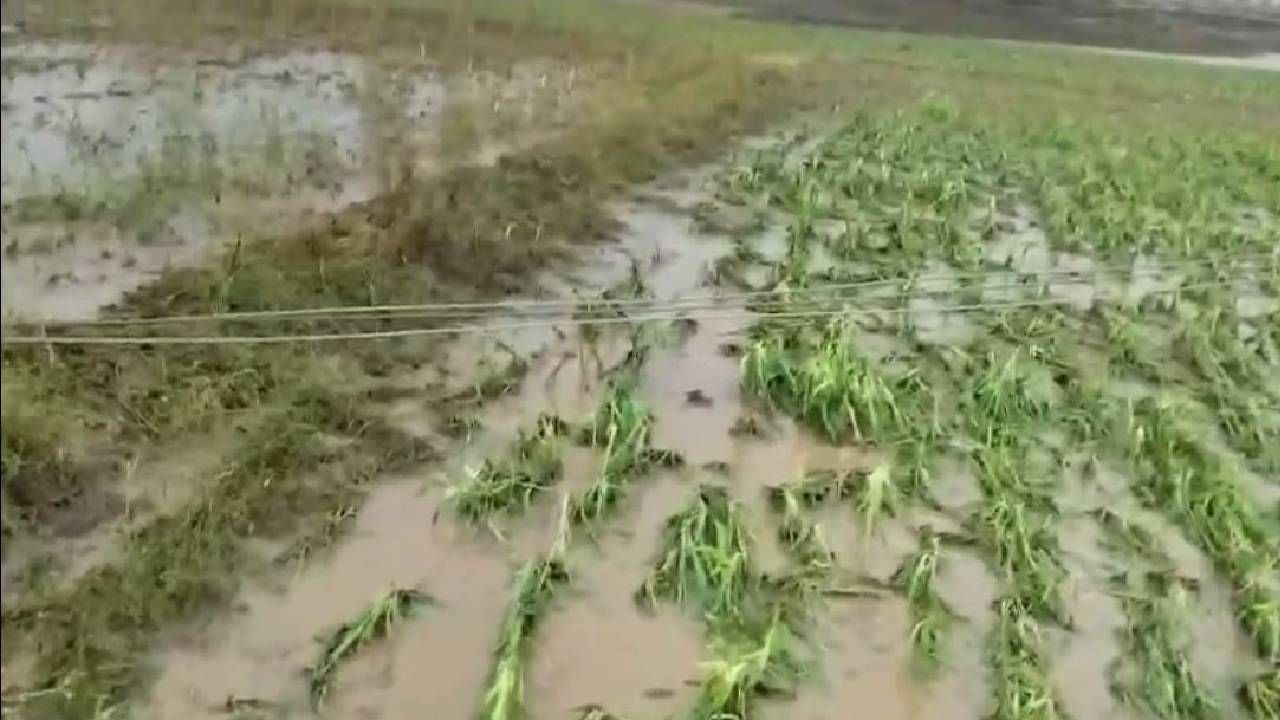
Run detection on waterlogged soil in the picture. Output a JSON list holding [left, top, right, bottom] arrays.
[[0, 36, 594, 321], [133, 165, 1035, 718]]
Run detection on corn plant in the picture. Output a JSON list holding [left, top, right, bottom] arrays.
[[638, 486, 754, 620], [990, 598, 1065, 720], [892, 528, 953, 672], [853, 463, 898, 536], [483, 554, 570, 720], [450, 414, 566, 523], [965, 349, 1057, 448], [1126, 398, 1280, 661], [572, 382, 681, 525], [742, 320, 908, 443], [1240, 669, 1279, 720], [972, 447, 1065, 623], [307, 588, 432, 709], [692, 609, 807, 720], [1108, 567, 1218, 720]]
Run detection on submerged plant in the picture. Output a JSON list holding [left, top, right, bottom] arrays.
[[892, 528, 953, 672], [639, 485, 754, 619], [1115, 574, 1217, 720], [572, 381, 681, 525], [742, 320, 909, 443], [767, 478, 840, 571], [1126, 397, 1280, 660], [468, 342, 530, 401], [308, 587, 432, 709], [990, 598, 1065, 720], [693, 609, 807, 720], [450, 414, 567, 524]]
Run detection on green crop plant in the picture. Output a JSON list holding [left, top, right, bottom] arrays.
[[1241, 669, 1279, 720], [972, 447, 1064, 623], [1126, 397, 1280, 661], [483, 551, 571, 720], [1116, 575, 1218, 720], [307, 588, 432, 709], [639, 486, 754, 620], [990, 598, 1066, 720], [741, 320, 908, 443], [854, 464, 898, 536], [692, 608, 808, 720], [965, 349, 1058, 448], [1097, 509, 1219, 720], [892, 528, 954, 672], [975, 495, 1064, 624], [450, 414, 567, 524], [572, 381, 681, 525]]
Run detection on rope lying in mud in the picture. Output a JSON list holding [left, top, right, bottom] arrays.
[[0, 281, 1245, 346], [4, 252, 1272, 331]]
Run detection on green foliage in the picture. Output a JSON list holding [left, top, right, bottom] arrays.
[[990, 598, 1066, 720], [450, 414, 567, 523], [308, 588, 432, 709], [639, 486, 754, 619], [742, 320, 911, 443], [892, 528, 953, 673], [1126, 398, 1280, 661], [483, 556, 571, 720]]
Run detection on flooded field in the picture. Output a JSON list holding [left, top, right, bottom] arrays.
[[2, 2, 1279, 720], [1, 37, 591, 321]]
